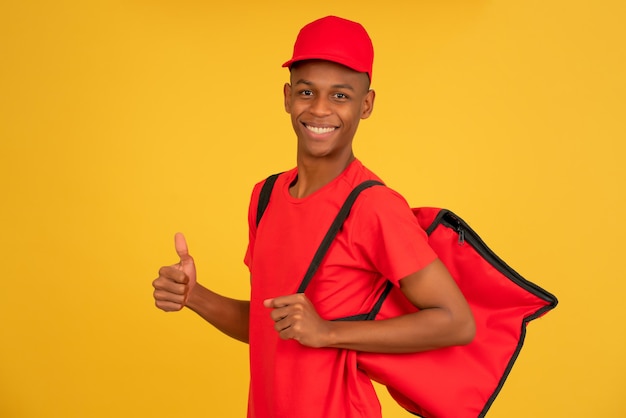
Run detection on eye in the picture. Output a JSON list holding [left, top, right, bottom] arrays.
[[333, 92, 349, 100], [299, 89, 313, 96]]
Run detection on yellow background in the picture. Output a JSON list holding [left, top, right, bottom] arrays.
[[1, 0, 624, 417]]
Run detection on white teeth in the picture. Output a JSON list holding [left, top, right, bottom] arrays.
[[306, 125, 335, 134]]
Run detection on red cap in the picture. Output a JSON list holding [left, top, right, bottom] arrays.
[[282, 16, 374, 81]]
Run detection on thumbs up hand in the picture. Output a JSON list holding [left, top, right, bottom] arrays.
[[153, 233, 197, 312]]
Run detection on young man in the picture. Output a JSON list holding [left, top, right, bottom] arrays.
[[153, 16, 475, 418]]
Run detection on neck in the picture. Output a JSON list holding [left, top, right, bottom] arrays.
[[290, 152, 356, 199]]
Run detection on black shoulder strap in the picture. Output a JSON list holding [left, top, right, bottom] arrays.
[[254, 174, 384, 295], [256, 173, 281, 226], [296, 180, 383, 293]]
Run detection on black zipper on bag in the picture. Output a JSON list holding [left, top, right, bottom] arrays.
[[429, 209, 558, 312]]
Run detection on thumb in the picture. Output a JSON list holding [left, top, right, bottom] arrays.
[[174, 232, 194, 266]]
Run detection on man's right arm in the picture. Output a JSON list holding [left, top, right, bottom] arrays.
[[152, 233, 250, 344], [185, 284, 250, 343]]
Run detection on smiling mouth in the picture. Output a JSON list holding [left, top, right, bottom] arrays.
[[304, 124, 337, 134]]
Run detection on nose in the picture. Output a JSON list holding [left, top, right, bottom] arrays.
[[309, 96, 332, 117]]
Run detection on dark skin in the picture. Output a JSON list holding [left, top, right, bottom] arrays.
[[283, 60, 374, 198], [152, 60, 475, 352]]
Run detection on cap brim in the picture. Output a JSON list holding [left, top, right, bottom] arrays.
[[282, 55, 371, 80]]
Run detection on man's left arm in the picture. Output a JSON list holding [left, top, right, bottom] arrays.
[[264, 257, 475, 352]]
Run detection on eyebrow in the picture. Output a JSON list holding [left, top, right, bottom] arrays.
[[294, 79, 356, 91]]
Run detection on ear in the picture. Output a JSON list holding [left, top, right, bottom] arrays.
[[360, 89, 375, 119], [284, 83, 292, 113]]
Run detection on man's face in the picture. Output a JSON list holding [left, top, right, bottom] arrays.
[[284, 60, 375, 162]]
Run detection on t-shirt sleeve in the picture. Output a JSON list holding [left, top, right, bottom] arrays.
[[350, 187, 437, 285]]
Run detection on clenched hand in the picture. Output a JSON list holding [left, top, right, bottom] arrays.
[[264, 293, 333, 348], [152, 233, 197, 311]]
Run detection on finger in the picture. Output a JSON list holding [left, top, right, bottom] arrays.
[[153, 284, 186, 311], [269, 306, 290, 322], [265, 298, 288, 309], [154, 299, 185, 312], [157, 265, 189, 284], [174, 232, 193, 266], [278, 325, 297, 340], [153, 287, 186, 303], [275, 318, 292, 333], [153, 275, 187, 293], [264, 294, 299, 309]]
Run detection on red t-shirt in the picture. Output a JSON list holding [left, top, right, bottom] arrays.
[[244, 160, 437, 418]]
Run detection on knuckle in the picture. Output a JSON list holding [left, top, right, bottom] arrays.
[[152, 277, 167, 289]]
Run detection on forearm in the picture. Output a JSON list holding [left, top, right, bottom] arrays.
[[324, 308, 475, 353], [321, 259, 476, 353], [185, 283, 250, 344]]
